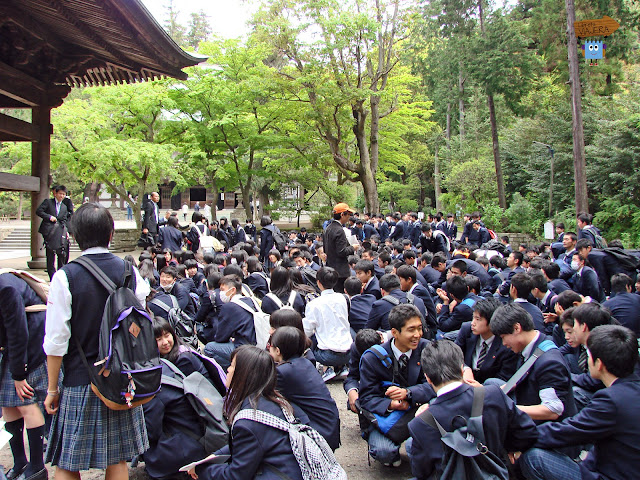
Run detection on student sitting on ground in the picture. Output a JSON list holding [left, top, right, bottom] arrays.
[[344, 276, 376, 334], [261, 266, 305, 317], [521, 325, 640, 480], [407, 340, 537, 480], [269, 326, 341, 451], [244, 257, 270, 300], [355, 260, 382, 299], [268, 309, 315, 364]]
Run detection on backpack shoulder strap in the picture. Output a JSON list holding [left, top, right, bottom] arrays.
[[266, 293, 284, 308], [405, 293, 415, 304], [160, 358, 186, 378], [502, 340, 556, 395], [161, 375, 184, 390], [73, 256, 117, 294], [231, 296, 257, 313], [150, 298, 171, 313], [417, 409, 447, 436], [470, 386, 486, 418], [286, 290, 297, 306], [233, 408, 291, 433], [367, 344, 393, 369], [382, 294, 399, 306], [170, 294, 179, 310]]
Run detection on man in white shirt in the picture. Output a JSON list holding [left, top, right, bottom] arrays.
[[303, 267, 353, 381]]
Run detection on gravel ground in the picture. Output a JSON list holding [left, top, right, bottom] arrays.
[[0, 381, 413, 480]]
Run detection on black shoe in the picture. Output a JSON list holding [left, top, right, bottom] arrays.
[[6, 465, 27, 480], [16, 467, 47, 480]]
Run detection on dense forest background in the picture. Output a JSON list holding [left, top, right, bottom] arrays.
[[1, 0, 639, 244]]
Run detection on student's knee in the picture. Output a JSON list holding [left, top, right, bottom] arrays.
[[520, 448, 548, 480], [16, 403, 45, 427], [367, 428, 400, 464]]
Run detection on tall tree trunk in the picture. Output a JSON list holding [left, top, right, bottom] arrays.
[[565, 0, 588, 214], [210, 176, 218, 222], [434, 144, 442, 212], [446, 103, 451, 144], [17, 192, 22, 220], [487, 94, 506, 208], [458, 66, 465, 141]]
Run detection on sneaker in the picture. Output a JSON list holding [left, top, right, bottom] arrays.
[[383, 458, 402, 468], [336, 366, 349, 380], [322, 367, 336, 382]]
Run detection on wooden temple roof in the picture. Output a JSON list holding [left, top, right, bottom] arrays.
[[0, 0, 204, 109]]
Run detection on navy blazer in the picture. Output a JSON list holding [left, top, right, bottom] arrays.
[[437, 294, 475, 333], [214, 297, 257, 346], [409, 222, 422, 247], [343, 342, 363, 394], [514, 300, 545, 332], [359, 339, 435, 416], [535, 375, 640, 480], [363, 276, 382, 299], [259, 226, 275, 263], [408, 384, 538, 480], [261, 291, 305, 317], [571, 266, 604, 302], [420, 266, 442, 285], [457, 259, 493, 289], [409, 284, 437, 339], [0, 273, 46, 380], [244, 272, 270, 300], [36, 197, 70, 238], [159, 225, 184, 252], [348, 294, 376, 332], [276, 356, 341, 450], [143, 362, 207, 479], [549, 278, 572, 294], [513, 334, 577, 424], [603, 292, 640, 337], [497, 266, 526, 296], [441, 222, 457, 241], [365, 289, 427, 332], [377, 221, 390, 241], [197, 397, 308, 480], [455, 322, 518, 384], [389, 220, 405, 241]]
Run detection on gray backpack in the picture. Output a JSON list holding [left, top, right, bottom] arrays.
[[417, 386, 508, 480], [234, 406, 346, 480]]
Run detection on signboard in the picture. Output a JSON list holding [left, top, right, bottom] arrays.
[[574, 16, 619, 38]]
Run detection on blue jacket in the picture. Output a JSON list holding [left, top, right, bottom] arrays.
[[389, 221, 405, 241], [571, 266, 604, 302], [244, 272, 270, 300], [408, 384, 538, 480], [437, 294, 476, 333], [197, 397, 308, 480], [455, 322, 518, 384], [348, 294, 376, 332], [261, 291, 306, 317], [363, 275, 382, 299], [549, 278, 572, 295], [514, 299, 546, 332], [214, 297, 256, 346], [365, 289, 427, 332], [603, 292, 640, 337], [420, 266, 441, 285], [359, 339, 435, 416], [513, 334, 577, 424], [276, 356, 340, 450], [535, 375, 640, 480], [159, 225, 184, 252]]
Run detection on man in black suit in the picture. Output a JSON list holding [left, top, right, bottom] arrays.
[[142, 192, 167, 243], [323, 202, 359, 293], [603, 274, 640, 337], [441, 213, 457, 241], [35, 185, 71, 280], [456, 297, 518, 384]]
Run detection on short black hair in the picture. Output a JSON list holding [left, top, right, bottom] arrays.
[[610, 273, 633, 294], [510, 273, 533, 299], [160, 265, 178, 279], [402, 250, 416, 260], [445, 276, 468, 302], [588, 325, 638, 378], [431, 254, 447, 268], [354, 260, 375, 275], [270, 326, 306, 360], [450, 259, 468, 274], [576, 238, 593, 250], [510, 251, 524, 266], [464, 274, 481, 294], [396, 264, 417, 283], [54, 185, 67, 193], [573, 303, 612, 331], [317, 267, 338, 290], [355, 328, 382, 355], [344, 276, 363, 296], [473, 297, 502, 323], [379, 273, 401, 292], [541, 261, 560, 280], [490, 303, 534, 335], [388, 304, 422, 332], [220, 274, 241, 292], [378, 252, 391, 265], [420, 340, 464, 386], [69, 203, 114, 250], [577, 212, 592, 225], [529, 272, 548, 293], [559, 307, 576, 327], [555, 290, 583, 310]]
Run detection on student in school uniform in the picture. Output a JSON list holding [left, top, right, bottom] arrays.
[[521, 325, 640, 480], [194, 346, 311, 480], [355, 260, 382, 299], [343, 329, 383, 423], [244, 257, 270, 300], [365, 274, 427, 332], [269, 327, 341, 450], [407, 340, 538, 480], [509, 273, 546, 332], [396, 265, 437, 339], [344, 277, 376, 334], [261, 266, 305, 317], [43, 203, 151, 480], [0, 272, 48, 480], [436, 275, 476, 340], [456, 297, 519, 384]]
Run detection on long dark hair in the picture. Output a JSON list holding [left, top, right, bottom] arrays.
[[153, 317, 183, 364], [270, 266, 293, 297], [224, 345, 292, 423], [271, 326, 306, 361], [288, 268, 316, 295]]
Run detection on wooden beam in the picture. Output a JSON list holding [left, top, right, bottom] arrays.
[[0, 60, 45, 107], [0, 172, 40, 192], [0, 112, 41, 141]]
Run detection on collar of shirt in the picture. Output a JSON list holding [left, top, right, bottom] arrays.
[[436, 381, 464, 397], [477, 335, 495, 349], [320, 289, 335, 297], [80, 247, 110, 256], [521, 331, 542, 361], [390, 339, 409, 361], [541, 290, 553, 305], [409, 283, 418, 294], [514, 298, 528, 303], [364, 277, 374, 290]]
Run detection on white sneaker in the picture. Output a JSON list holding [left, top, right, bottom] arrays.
[[336, 366, 349, 380], [383, 458, 402, 467], [322, 367, 336, 382]]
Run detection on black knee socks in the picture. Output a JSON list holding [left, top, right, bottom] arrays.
[[24, 425, 45, 474], [5, 418, 27, 470]]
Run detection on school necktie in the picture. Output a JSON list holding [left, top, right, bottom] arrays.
[[578, 346, 588, 373], [398, 354, 408, 378], [476, 341, 488, 369], [55, 202, 60, 216]]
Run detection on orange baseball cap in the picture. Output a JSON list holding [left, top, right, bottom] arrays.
[[333, 202, 355, 214]]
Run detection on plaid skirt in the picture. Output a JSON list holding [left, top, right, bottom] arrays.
[[0, 361, 47, 408], [45, 384, 149, 471]]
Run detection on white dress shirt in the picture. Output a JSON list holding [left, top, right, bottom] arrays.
[[521, 331, 564, 416], [44, 247, 151, 357], [303, 289, 352, 352], [472, 335, 495, 370]]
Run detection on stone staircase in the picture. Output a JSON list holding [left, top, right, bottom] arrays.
[[0, 227, 82, 252]]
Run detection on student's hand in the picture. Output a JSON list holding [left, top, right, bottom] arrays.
[[436, 303, 443, 314], [508, 452, 521, 464], [462, 368, 475, 383], [385, 385, 408, 401], [389, 399, 409, 411], [448, 300, 457, 312], [44, 392, 60, 414], [165, 211, 171, 219], [142, 228, 148, 234], [465, 379, 483, 388], [14, 379, 34, 400], [188, 468, 198, 479], [416, 403, 430, 416], [50, 216, 57, 223], [436, 288, 448, 301], [543, 312, 557, 324], [348, 390, 359, 413]]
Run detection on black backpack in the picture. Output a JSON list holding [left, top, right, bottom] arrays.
[[417, 387, 508, 480], [160, 358, 229, 454], [150, 296, 199, 349], [72, 256, 162, 410], [266, 225, 287, 252]]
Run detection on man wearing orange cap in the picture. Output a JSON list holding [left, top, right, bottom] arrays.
[[323, 203, 360, 293]]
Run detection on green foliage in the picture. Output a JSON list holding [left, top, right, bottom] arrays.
[[481, 203, 506, 231], [441, 157, 497, 212], [504, 193, 543, 236]]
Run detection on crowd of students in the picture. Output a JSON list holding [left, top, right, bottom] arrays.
[[1, 203, 640, 480]]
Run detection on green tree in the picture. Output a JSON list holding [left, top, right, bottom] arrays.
[[187, 10, 212, 50], [163, 0, 186, 46]]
